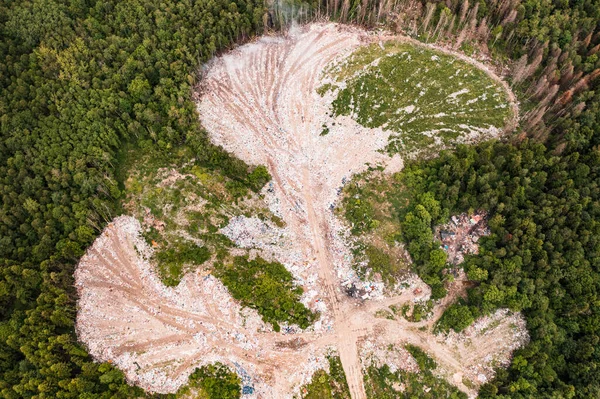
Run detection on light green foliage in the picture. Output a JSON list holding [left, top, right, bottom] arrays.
[[299, 356, 351, 399], [339, 172, 412, 288], [155, 239, 211, 286], [325, 42, 511, 154], [215, 256, 317, 331]]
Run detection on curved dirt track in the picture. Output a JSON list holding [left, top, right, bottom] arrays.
[[76, 23, 525, 399]]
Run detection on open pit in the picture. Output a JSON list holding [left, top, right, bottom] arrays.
[[76, 23, 525, 399]]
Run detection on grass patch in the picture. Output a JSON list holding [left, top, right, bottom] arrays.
[[215, 256, 318, 331], [396, 300, 434, 322], [364, 363, 466, 399], [339, 172, 412, 288], [324, 42, 511, 155], [364, 245, 403, 285]]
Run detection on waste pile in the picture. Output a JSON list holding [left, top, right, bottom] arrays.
[[436, 211, 490, 265]]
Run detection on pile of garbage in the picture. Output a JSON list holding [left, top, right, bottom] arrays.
[[436, 211, 490, 265]]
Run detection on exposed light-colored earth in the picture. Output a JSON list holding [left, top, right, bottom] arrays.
[[76, 23, 525, 399]]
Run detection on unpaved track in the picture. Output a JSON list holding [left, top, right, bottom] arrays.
[[76, 23, 525, 399]]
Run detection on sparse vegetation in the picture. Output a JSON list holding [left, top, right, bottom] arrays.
[[364, 363, 466, 399], [340, 172, 412, 287]]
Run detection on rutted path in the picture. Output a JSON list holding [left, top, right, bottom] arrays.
[[75, 23, 526, 399]]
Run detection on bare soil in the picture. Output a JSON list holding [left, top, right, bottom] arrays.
[[76, 23, 525, 399]]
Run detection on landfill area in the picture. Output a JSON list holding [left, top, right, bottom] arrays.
[[76, 23, 526, 399], [436, 211, 491, 265]]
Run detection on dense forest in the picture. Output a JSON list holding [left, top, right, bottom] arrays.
[[1, 0, 600, 398], [397, 139, 600, 397], [0, 0, 265, 397]]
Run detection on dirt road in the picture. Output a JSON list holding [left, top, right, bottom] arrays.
[[75, 23, 526, 399]]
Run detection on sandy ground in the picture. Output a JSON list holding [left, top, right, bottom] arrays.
[[76, 23, 525, 399]]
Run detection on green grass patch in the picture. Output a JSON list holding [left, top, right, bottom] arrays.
[[364, 245, 403, 285], [324, 42, 511, 155], [339, 172, 412, 287], [215, 256, 317, 331]]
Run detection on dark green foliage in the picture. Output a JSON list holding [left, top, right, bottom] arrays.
[[364, 245, 401, 285], [215, 256, 317, 331], [300, 356, 351, 399], [398, 139, 600, 397], [435, 301, 477, 333], [177, 363, 241, 399], [246, 165, 271, 192], [364, 363, 466, 399], [156, 241, 211, 287], [405, 344, 437, 371], [399, 195, 448, 300]]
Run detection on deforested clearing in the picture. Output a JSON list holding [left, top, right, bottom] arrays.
[[76, 23, 525, 399]]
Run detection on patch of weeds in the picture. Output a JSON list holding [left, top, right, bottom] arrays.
[[320, 124, 330, 136], [398, 300, 434, 322], [462, 377, 476, 390], [299, 356, 351, 399], [270, 214, 286, 228], [364, 245, 403, 285], [215, 256, 318, 331], [460, 40, 476, 56], [405, 344, 437, 372], [340, 172, 412, 289], [316, 83, 334, 96], [375, 309, 396, 320], [176, 363, 240, 399], [364, 363, 466, 399]]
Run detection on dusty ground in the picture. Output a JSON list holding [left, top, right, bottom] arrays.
[[76, 23, 525, 399]]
